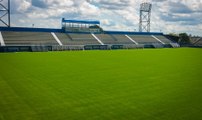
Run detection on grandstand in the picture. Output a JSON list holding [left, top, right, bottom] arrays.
[[0, 18, 179, 52], [96, 34, 117, 45], [154, 35, 173, 44], [195, 40, 202, 45], [2, 31, 58, 46], [95, 34, 135, 45], [112, 34, 135, 44], [55, 33, 100, 45], [190, 37, 202, 46], [0, 32, 176, 46], [128, 35, 160, 44], [0, 31, 178, 52]]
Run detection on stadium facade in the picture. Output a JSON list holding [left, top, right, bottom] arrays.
[[0, 18, 180, 52]]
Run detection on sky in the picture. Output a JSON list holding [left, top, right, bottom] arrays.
[[1, 0, 202, 36]]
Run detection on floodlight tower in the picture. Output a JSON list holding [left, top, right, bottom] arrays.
[[0, 0, 10, 27], [139, 2, 152, 32]]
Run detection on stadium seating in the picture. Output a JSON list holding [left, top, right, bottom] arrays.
[[190, 37, 202, 46], [1, 31, 175, 46], [128, 35, 161, 44], [111, 34, 135, 44], [95, 34, 117, 44], [54, 33, 70, 45], [194, 40, 202, 46], [95, 34, 133, 45], [0, 30, 179, 52], [154, 35, 173, 44], [190, 37, 200, 44], [2, 31, 58, 46], [55, 33, 100, 45]]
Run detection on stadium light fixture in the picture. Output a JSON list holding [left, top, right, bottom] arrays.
[[139, 2, 152, 32]]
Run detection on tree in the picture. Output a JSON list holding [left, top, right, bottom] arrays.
[[179, 33, 191, 45], [167, 33, 179, 43]]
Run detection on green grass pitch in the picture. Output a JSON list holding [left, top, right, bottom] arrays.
[[0, 48, 202, 120]]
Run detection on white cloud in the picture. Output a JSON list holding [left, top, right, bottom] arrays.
[[101, 19, 111, 26], [6, 0, 202, 36]]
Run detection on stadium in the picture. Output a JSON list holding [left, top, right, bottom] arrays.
[[0, 22, 180, 52], [0, 1, 202, 120], [0, 2, 181, 52]]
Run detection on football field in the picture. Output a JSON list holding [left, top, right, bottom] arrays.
[[0, 48, 202, 120]]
